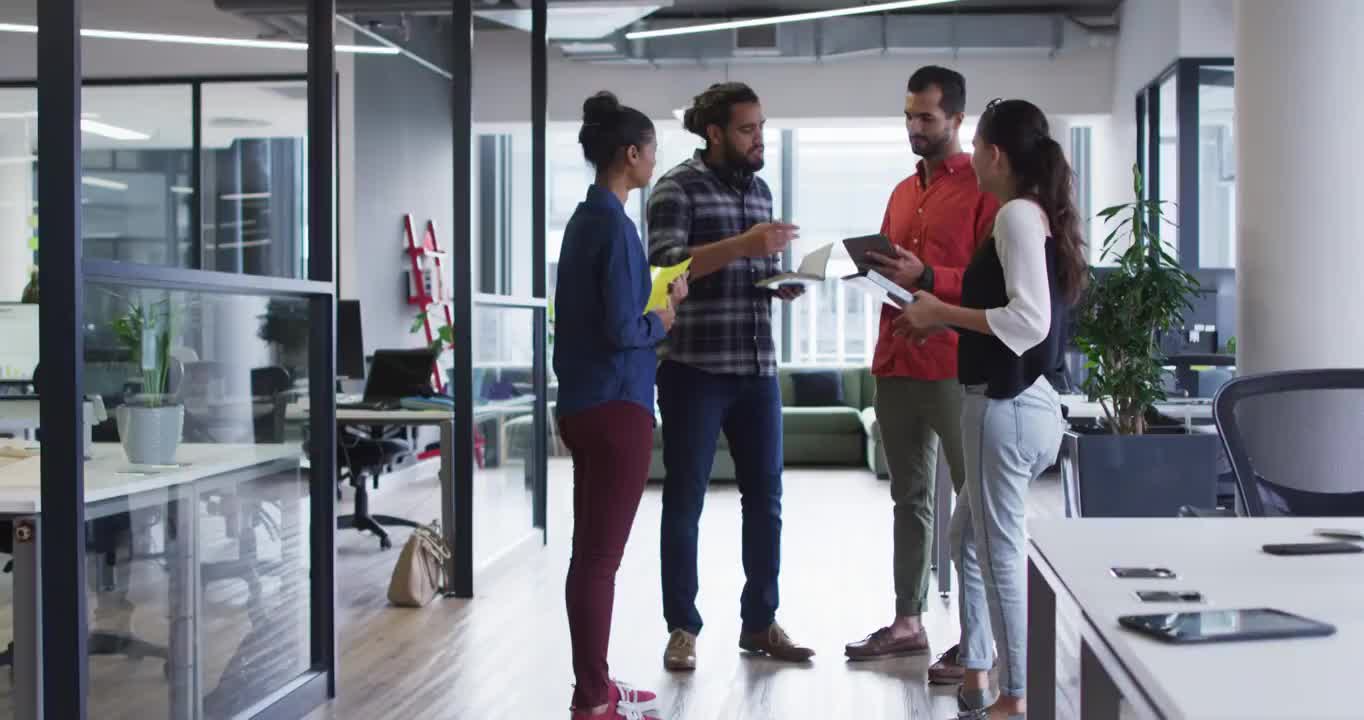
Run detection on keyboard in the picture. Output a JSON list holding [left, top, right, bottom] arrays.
[[337, 399, 401, 411]]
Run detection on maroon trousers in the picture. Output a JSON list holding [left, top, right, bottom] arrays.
[[559, 401, 654, 710]]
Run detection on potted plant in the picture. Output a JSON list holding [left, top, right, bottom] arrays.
[[257, 298, 308, 380], [1064, 165, 1222, 517], [111, 294, 184, 465]]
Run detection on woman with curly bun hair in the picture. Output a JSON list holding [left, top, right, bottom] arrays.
[[554, 91, 686, 720]]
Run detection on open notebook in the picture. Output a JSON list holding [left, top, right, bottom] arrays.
[[754, 242, 834, 288]]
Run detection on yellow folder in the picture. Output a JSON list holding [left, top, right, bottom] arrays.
[[645, 259, 691, 314]]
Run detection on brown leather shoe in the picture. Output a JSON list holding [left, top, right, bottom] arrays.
[[844, 626, 930, 661], [738, 623, 815, 663], [928, 644, 965, 685], [664, 629, 697, 672]]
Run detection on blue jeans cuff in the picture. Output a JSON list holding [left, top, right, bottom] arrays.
[[959, 655, 993, 672]]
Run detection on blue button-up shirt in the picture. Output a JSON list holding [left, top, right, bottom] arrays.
[[553, 184, 666, 419]]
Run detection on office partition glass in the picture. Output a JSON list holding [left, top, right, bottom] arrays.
[[788, 124, 922, 366], [1158, 75, 1180, 259], [24, 2, 338, 716], [80, 85, 194, 268], [200, 81, 308, 279], [0, 3, 36, 712], [0, 0, 36, 709], [472, 302, 542, 567], [1198, 66, 1235, 269], [81, 283, 314, 719]]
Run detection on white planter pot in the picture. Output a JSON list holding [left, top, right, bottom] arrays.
[[115, 404, 184, 466]]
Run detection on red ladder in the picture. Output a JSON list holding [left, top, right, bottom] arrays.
[[404, 214, 453, 392], [402, 215, 485, 468]]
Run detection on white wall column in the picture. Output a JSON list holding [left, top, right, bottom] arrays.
[[0, 121, 34, 301], [1236, 0, 1364, 373]]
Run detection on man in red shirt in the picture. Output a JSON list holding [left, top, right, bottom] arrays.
[[844, 66, 998, 682]]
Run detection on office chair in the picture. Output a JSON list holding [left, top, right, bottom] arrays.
[[334, 428, 421, 550], [1182, 369, 1364, 517]]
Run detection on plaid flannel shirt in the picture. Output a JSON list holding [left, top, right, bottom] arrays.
[[647, 152, 780, 376]]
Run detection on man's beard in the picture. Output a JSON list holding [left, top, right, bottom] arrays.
[[911, 131, 953, 159], [722, 139, 764, 174]]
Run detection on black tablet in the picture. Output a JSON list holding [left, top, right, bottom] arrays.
[[1118, 608, 1336, 645], [842, 233, 895, 275]]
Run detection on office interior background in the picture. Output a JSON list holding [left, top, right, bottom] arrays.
[[0, 0, 1360, 718]]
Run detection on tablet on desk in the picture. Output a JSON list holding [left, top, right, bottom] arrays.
[[1118, 608, 1336, 645]]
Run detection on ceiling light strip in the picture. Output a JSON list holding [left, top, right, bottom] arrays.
[[336, 15, 451, 79], [81, 176, 129, 191], [0, 22, 398, 55], [624, 0, 959, 40], [80, 118, 150, 141]]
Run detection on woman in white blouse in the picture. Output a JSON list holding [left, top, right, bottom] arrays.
[[894, 98, 1088, 720]]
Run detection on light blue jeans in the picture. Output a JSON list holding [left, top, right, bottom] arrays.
[[951, 377, 1066, 699]]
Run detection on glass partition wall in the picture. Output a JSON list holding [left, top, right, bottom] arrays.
[[1134, 58, 1238, 386], [1136, 58, 1236, 271], [25, 0, 339, 717]]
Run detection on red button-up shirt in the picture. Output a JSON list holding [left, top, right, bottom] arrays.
[[872, 153, 1000, 381]]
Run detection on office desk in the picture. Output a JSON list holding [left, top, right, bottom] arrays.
[[1058, 395, 1214, 424], [329, 408, 469, 596], [1027, 518, 1364, 719], [0, 441, 300, 719], [294, 398, 538, 598]]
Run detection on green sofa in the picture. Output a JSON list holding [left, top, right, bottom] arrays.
[[507, 366, 891, 480], [647, 366, 889, 480]]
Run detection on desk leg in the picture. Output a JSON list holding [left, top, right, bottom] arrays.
[[1028, 558, 1057, 720], [13, 516, 41, 720], [1080, 638, 1123, 719], [164, 486, 199, 719], [935, 444, 952, 597]]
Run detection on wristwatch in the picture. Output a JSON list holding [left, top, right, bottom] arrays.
[[917, 264, 935, 292]]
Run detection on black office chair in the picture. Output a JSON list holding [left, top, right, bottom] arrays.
[[334, 428, 420, 550], [1184, 369, 1364, 517]]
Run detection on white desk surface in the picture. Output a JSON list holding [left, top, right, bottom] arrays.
[[1059, 394, 1213, 421], [0, 442, 300, 514], [1031, 518, 1364, 719], [288, 396, 535, 425], [336, 408, 454, 424]]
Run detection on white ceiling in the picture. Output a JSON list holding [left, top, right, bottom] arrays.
[[0, 0, 267, 36]]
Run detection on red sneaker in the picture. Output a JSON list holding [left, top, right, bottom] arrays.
[[610, 679, 658, 708], [570, 699, 660, 720]]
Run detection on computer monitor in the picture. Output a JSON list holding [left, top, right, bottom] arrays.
[[0, 304, 39, 383], [337, 300, 366, 380], [362, 349, 437, 403]]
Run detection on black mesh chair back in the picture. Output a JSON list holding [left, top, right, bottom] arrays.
[[1214, 369, 1364, 517]]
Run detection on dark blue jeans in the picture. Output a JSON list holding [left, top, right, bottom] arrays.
[[657, 360, 783, 636]]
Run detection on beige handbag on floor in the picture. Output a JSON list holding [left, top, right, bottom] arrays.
[[387, 521, 451, 607]]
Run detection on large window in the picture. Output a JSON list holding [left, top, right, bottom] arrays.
[[540, 115, 1099, 367], [1137, 59, 1236, 270], [1198, 66, 1236, 269]]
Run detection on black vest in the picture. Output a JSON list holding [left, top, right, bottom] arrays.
[[957, 235, 1067, 400]]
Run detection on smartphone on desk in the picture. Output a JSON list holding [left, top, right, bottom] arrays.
[[1111, 567, 1177, 579], [1135, 590, 1204, 604], [1315, 528, 1364, 541], [1262, 541, 1363, 556]]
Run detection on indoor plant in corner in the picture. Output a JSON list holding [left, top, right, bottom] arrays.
[[1065, 165, 1221, 517], [112, 294, 184, 465]]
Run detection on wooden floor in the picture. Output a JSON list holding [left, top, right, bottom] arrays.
[[308, 459, 1071, 720]]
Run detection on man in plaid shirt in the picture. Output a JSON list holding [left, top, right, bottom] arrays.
[[648, 82, 814, 671]]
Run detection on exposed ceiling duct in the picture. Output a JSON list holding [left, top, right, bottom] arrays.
[[560, 12, 1114, 64]]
